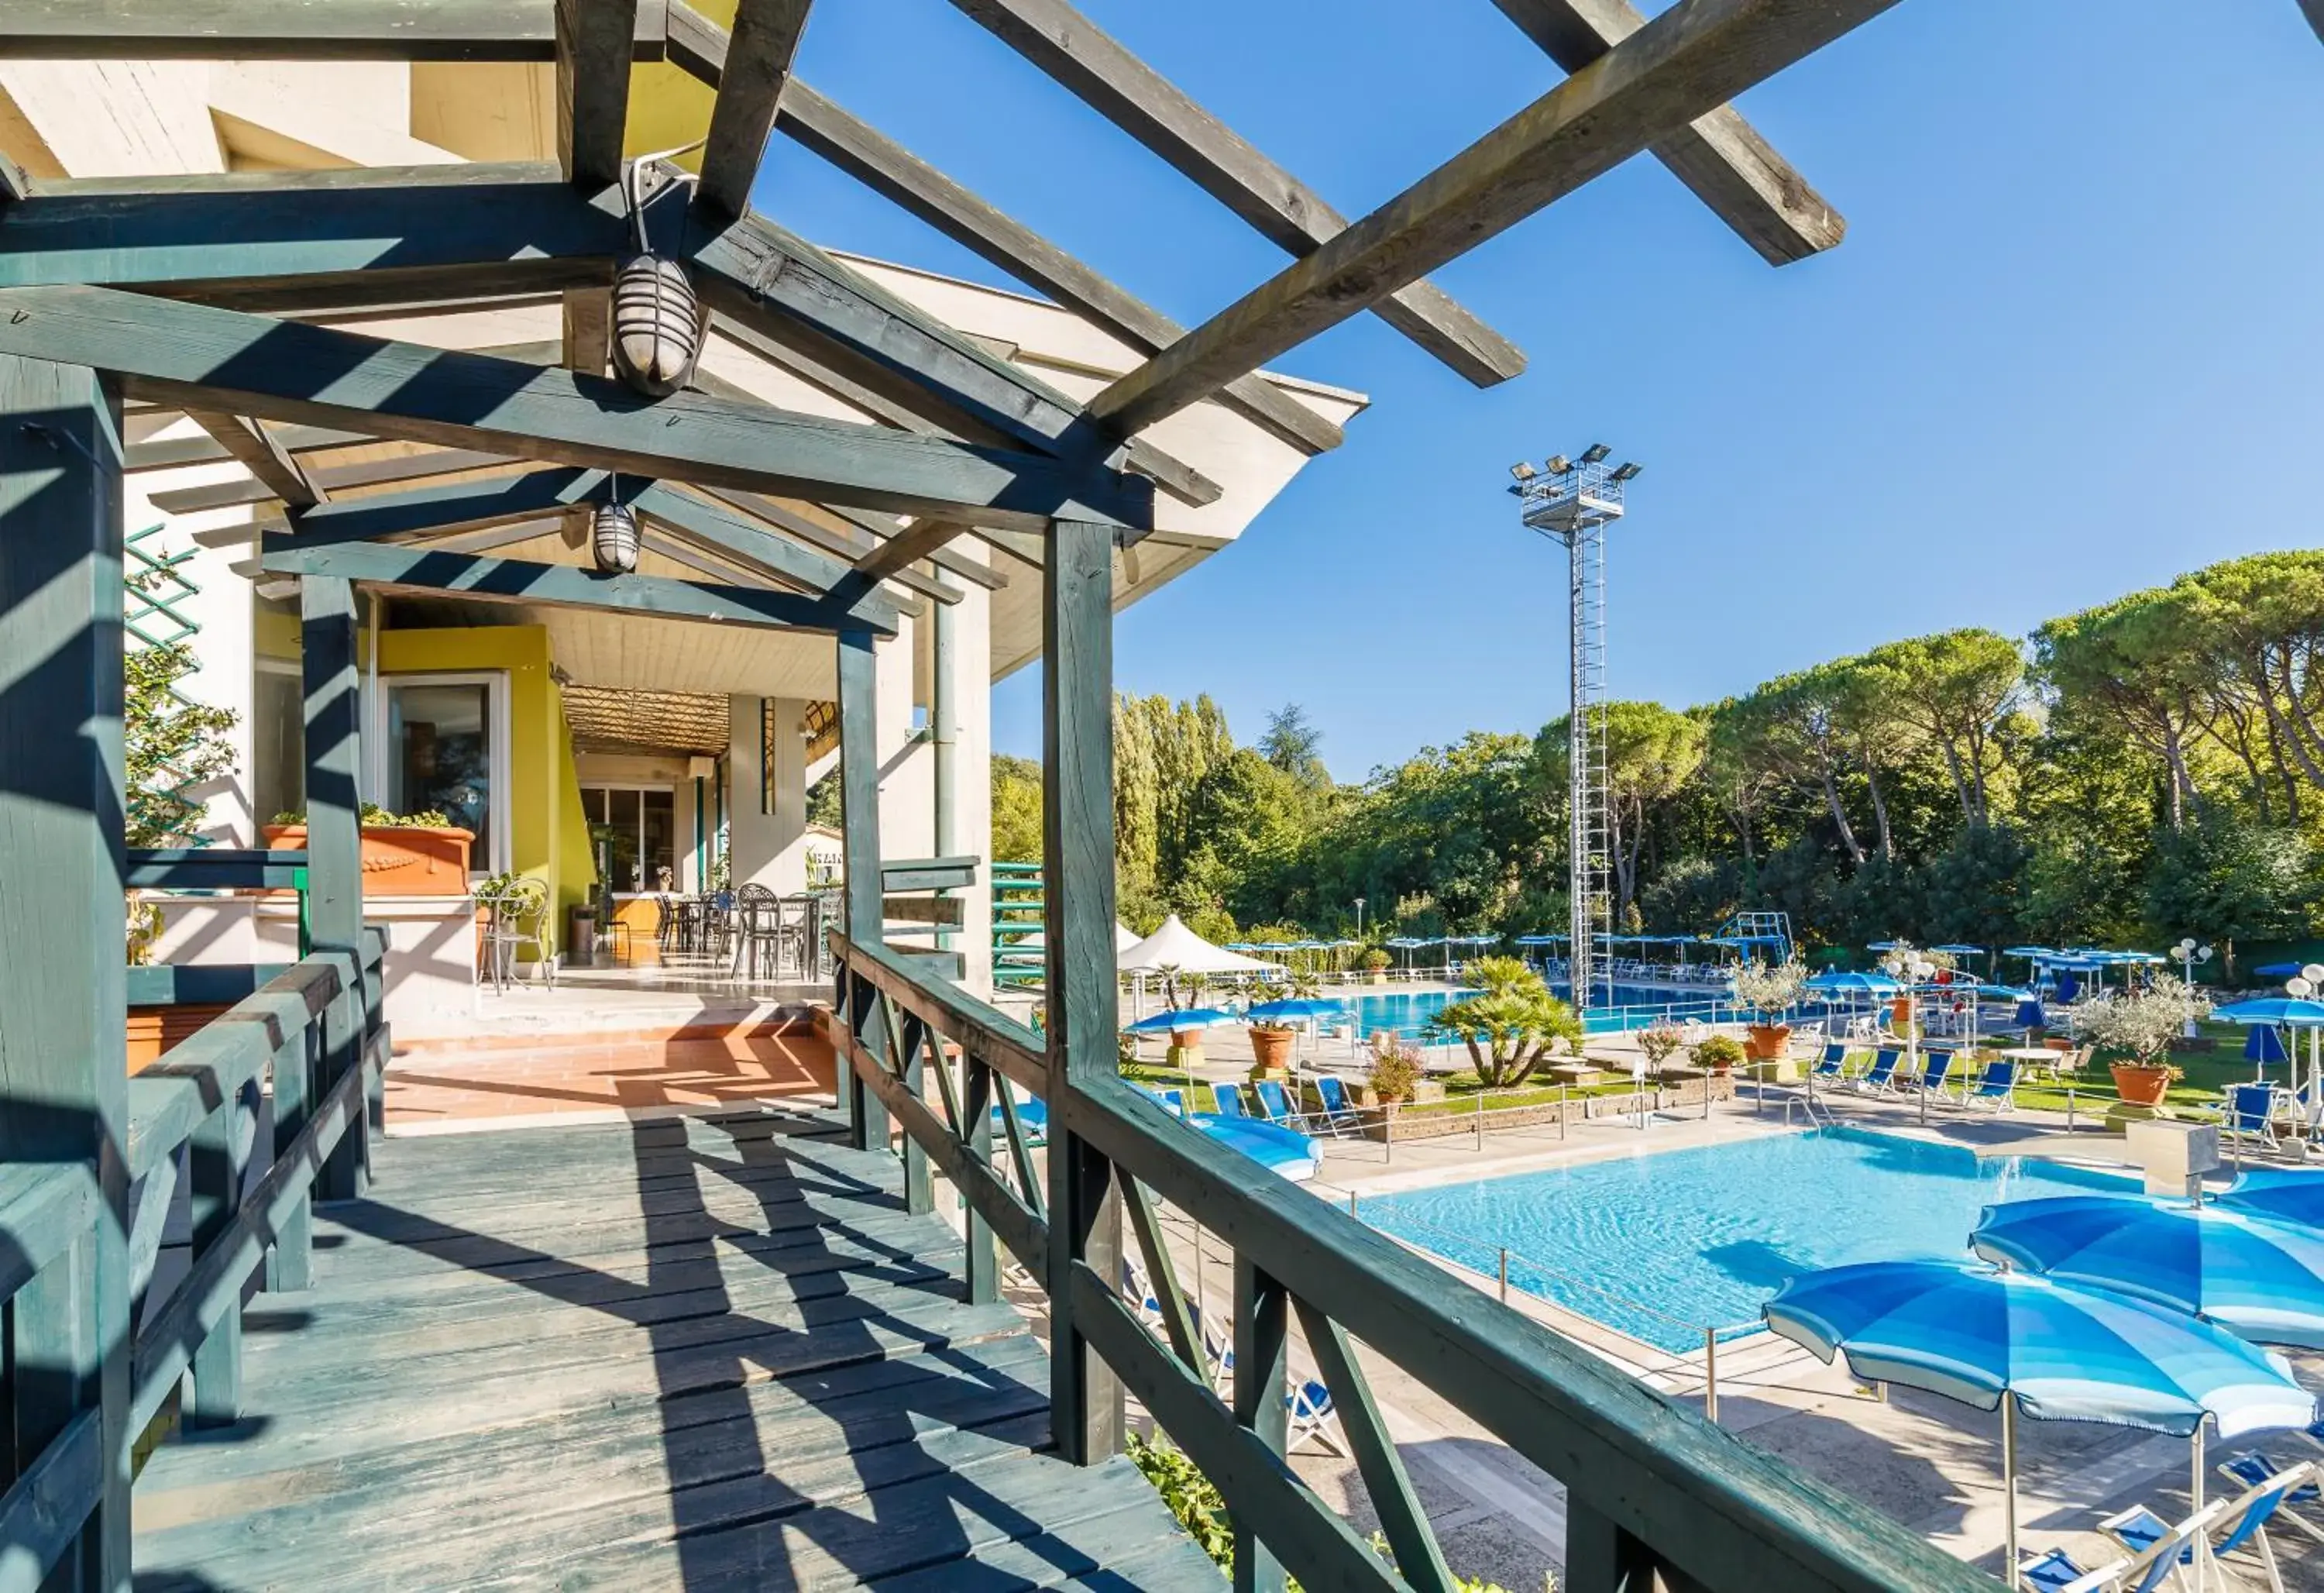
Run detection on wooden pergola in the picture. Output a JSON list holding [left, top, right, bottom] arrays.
[[0, 4, 2020, 1591]]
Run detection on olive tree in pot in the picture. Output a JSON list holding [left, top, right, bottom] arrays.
[[1731, 957, 1808, 1063], [2080, 975, 2211, 1107]]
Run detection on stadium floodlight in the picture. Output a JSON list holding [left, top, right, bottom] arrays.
[[1510, 461, 1536, 481], [1611, 461, 1643, 482], [1580, 442, 1611, 464], [1545, 454, 1571, 475]]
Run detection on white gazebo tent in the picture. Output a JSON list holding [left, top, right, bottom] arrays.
[[1119, 915, 1283, 979], [1016, 924, 1143, 955]]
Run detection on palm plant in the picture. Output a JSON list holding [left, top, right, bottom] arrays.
[[1425, 963, 1583, 1088]]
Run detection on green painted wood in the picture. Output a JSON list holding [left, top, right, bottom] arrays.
[[831, 931, 1045, 1095], [1232, 1253, 1290, 1593], [1291, 1295, 1452, 1592], [0, 1405, 101, 1593], [764, 71, 1342, 456], [147, 445, 517, 517], [300, 575, 364, 1206], [0, 352, 130, 1590], [836, 628, 887, 1151], [956, 1049, 1001, 1306], [257, 535, 892, 637], [125, 969, 332, 1180], [1117, 1168, 1211, 1393], [122, 962, 291, 1006], [0, 164, 627, 301], [184, 1075, 255, 1426], [0, 286, 1156, 533], [0, 1, 669, 60], [629, 481, 903, 628], [1565, 1495, 1666, 1593], [694, 480, 979, 602], [1087, 0, 1896, 434], [676, 203, 1210, 514], [124, 848, 305, 890], [281, 465, 606, 545], [1487, 0, 1843, 265], [945, 0, 1523, 387], [1064, 1264, 1397, 1591], [878, 854, 979, 892], [126, 422, 361, 473], [892, 1003, 935, 1214], [555, 0, 639, 188], [695, 0, 811, 219], [0, 1164, 97, 1301], [183, 408, 321, 507], [1041, 517, 1125, 1466]]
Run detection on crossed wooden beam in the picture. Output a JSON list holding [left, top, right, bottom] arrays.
[[0, 0, 1894, 620]]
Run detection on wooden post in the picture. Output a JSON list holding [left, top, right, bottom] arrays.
[[0, 352, 131, 1586], [301, 573, 367, 1206], [1232, 1255, 1289, 1593], [836, 628, 886, 1151], [186, 1079, 256, 1425], [1565, 1496, 1663, 1592], [1041, 517, 1125, 1465]]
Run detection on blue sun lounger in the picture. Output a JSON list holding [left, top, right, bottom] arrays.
[[1854, 1048, 1902, 1094], [1209, 1082, 1251, 1119], [2101, 1463, 2313, 1592], [1308, 1074, 1363, 1137], [1810, 1042, 1850, 1086], [1253, 1079, 1309, 1130], [1911, 1048, 1958, 1099], [1964, 1057, 2020, 1113]]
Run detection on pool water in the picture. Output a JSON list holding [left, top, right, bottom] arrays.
[[1358, 1127, 2137, 1353], [1334, 986, 1730, 1040]]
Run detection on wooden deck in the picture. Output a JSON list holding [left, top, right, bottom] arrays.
[[131, 1109, 1216, 1591]]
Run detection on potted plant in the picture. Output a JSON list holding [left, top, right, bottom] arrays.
[[1635, 1018, 1686, 1079], [1691, 1033, 1746, 1075], [1366, 1035, 1425, 1106], [264, 803, 474, 896], [1246, 972, 1317, 1079], [2080, 974, 2210, 1107], [1731, 957, 1808, 1061], [1422, 962, 1583, 1089], [1360, 948, 1391, 986]]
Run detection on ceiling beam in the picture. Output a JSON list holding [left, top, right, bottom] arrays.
[[182, 410, 325, 507], [1490, 0, 1841, 263], [0, 285, 1153, 533], [127, 422, 366, 473], [1089, 0, 1898, 435], [257, 536, 887, 636], [0, 163, 627, 301], [2304, 0, 2324, 46], [944, 0, 1524, 388], [558, 0, 642, 188], [698, 485, 996, 600], [696, 0, 815, 218], [280, 466, 607, 545], [772, 77, 1342, 457], [679, 190, 1219, 510], [150, 447, 521, 517], [0, 0, 669, 60], [630, 482, 927, 617], [849, 518, 974, 588]]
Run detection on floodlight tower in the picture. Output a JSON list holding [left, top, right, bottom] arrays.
[[1511, 446, 1642, 1013]]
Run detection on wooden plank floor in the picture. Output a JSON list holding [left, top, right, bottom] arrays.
[[132, 1108, 1216, 1591]]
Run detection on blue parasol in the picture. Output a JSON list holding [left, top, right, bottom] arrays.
[[2219, 1169, 2324, 1228], [1245, 997, 1343, 1024], [1122, 1006, 1239, 1034], [2247, 1025, 2292, 1067]]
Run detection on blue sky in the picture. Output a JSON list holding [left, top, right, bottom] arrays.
[[757, 0, 2324, 779]]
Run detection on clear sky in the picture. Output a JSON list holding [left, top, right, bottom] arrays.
[[757, 0, 2324, 780]]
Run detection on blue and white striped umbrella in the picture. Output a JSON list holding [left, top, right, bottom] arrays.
[[2219, 1169, 2324, 1229], [1122, 1006, 1239, 1034], [1973, 1196, 2324, 1350], [1765, 1260, 2313, 1436], [1244, 998, 1344, 1024]]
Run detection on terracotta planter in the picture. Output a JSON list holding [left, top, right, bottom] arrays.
[[2109, 1062, 2173, 1106], [125, 1003, 232, 1072], [264, 824, 473, 896], [1744, 1023, 1793, 1061], [1167, 1035, 1206, 1068], [1248, 1025, 1296, 1072]]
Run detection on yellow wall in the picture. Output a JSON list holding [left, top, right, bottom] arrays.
[[376, 624, 592, 952]]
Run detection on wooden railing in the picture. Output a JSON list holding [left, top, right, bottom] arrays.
[[0, 926, 387, 1587], [830, 931, 1999, 1593]]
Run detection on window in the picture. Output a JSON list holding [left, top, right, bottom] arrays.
[[251, 658, 304, 825], [583, 786, 676, 895], [374, 673, 508, 874]]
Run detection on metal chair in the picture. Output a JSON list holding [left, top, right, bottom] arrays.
[[479, 876, 554, 993], [732, 883, 782, 979]]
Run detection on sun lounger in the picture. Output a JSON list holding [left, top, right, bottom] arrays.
[[2017, 1547, 2135, 1593], [991, 1088, 1048, 1147], [1209, 1082, 1251, 1119], [1912, 1048, 1958, 1099], [2025, 1495, 2231, 1593], [2221, 1083, 2297, 1154], [1253, 1079, 1311, 1130], [2102, 1464, 2313, 1593], [1964, 1058, 2020, 1113], [1309, 1075, 1363, 1137], [2220, 1454, 2324, 1547], [1854, 1047, 1903, 1094], [1187, 1305, 1345, 1457], [1810, 1043, 1851, 1086]]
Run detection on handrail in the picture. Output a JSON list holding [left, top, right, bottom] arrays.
[[0, 927, 389, 1592], [830, 929, 1999, 1593]]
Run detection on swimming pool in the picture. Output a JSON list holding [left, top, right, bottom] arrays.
[[1332, 986, 1731, 1040], [1356, 1127, 2137, 1353]]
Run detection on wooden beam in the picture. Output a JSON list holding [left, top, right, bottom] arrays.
[[682, 204, 1218, 509], [0, 286, 1154, 533], [697, 0, 814, 218], [127, 422, 364, 473], [149, 446, 520, 517], [945, 0, 1523, 388], [557, 0, 641, 187], [184, 410, 325, 507], [851, 518, 971, 588], [772, 78, 1342, 457], [696, 484, 988, 600], [0, 163, 627, 301], [1490, 0, 1841, 263], [1090, 0, 1898, 434], [280, 466, 607, 545], [835, 628, 886, 1146], [256, 536, 893, 636], [0, 1, 669, 60], [631, 481, 913, 624], [2304, 0, 2324, 47]]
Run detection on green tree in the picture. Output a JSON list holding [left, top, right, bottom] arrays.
[[1424, 959, 1583, 1087], [2035, 590, 2216, 831], [1257, 702, 1330, 790], [991, 754, 1043, 862], [1862, 629, 2023, 827], [2144, 814, 2314, 968], [125, 642, 239, 848], [1536, 702, 1704, 925]]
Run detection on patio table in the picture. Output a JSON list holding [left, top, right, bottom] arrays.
[[1996, 1044, 2068, 1078]]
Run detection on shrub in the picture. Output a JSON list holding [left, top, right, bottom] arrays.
[[1635, 1018, 1685, 1068], [1425, 962, 1583, 1088], [1361, 948, 1392, 972], [2079, 973, 2211, 1065], [1126, 1433, 1232, 1569], [1692, 1033, 1746, 1070], [1368, 1034, 1425, 1103]]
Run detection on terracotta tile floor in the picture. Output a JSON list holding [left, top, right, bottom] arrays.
[[382, 1026, 837, 1136]]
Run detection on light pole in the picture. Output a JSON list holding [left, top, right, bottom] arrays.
[[2173, 938, 2214, 1037], [1355, 896, 1366, 941]]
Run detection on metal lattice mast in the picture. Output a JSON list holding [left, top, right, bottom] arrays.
[[1512, 446, 1639, 1011]]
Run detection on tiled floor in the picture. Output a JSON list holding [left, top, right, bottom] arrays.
[[383, 1024, 837, 1135]]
